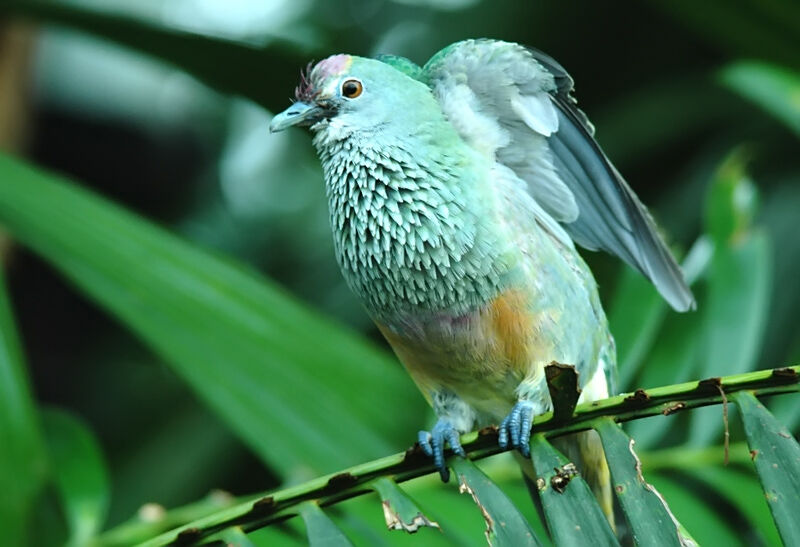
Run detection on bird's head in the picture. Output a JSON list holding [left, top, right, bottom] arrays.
[[269, 54, 434, 136]]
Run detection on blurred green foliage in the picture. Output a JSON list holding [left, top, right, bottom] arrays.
[[0, 0, 798, 545]]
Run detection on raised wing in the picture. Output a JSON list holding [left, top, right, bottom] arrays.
[[422, 39, 695, 312]]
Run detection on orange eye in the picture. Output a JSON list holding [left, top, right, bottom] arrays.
[[341, 79, 363, 98]]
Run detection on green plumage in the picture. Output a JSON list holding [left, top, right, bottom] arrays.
[[270, 39, 693, 515], [313, 82, 508, 316]]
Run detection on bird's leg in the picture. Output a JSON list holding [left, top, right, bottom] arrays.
[[498, 401, 539, 457], [417, 419, 465, 482], [499, 376, 551, 458], [418, 389, 475, 482]]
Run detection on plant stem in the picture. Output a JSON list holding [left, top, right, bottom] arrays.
[[117, 365, 798, 547]]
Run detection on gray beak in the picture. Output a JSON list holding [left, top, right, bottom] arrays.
[[269, 102, 324, 132]]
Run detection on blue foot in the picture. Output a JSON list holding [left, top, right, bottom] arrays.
[[498, 400, 536, 458], [418, 418, 466, 482]]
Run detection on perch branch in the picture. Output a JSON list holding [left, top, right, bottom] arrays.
[[118, 365, 798, 546]]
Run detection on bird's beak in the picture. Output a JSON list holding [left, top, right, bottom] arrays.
[[269, 102, 324, 132]]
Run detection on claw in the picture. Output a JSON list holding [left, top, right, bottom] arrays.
[[498, 413, 511, 448], [418, 430, 433, 457], [417, 418, 465, 482], [498, 400, 536, 458]]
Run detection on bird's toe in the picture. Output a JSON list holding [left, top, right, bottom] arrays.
[[499, 400, 537, 457], [418, 418, 465, 482], [417, 430, 434, 457]]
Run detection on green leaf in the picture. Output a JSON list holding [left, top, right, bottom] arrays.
[[42, 408, 109, 547], [733, 391, 800, 545], [689, 232, 772, 447], [625, 310, 703, 449], [612, 236, 712, 391], [474, 456, 552, 546], [719, 61, 800, 138], [450, 457, 541, 546], [247, 522, 306, 547], [108, 405, 242, 529], [0, 0, 321, 112], [593, 418, 685, 546], [705, 151, 759, 245], [0, 153, 424, 476], [326, 494, 450, 547], [609, 266, 668, 390], [370, 477, 439, 533], [402, 470, 504, 546], [646, 473, 742, 546], [98, 490, 239, 546], [608, 237, 711, 448], [0, 264, 48, 545], [121, 366, 800, 546], [528, 435, 617, 547], [213, 526, 258, 547], [691, 157, 772, 446], [299, 502, 354, 547], [682, 466, 781, 546]]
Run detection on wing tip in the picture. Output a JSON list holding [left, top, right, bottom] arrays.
[[650, 256, 696, 312], [665, 287, 696, 313]]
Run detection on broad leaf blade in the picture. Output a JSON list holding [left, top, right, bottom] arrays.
[[529, 435, 618, 546], [696, 232, 771, 380], [98, 489, 238, 546], [0, 0, 319, 112], [450, 458, 541, 546], [690, 154, 772, 446], [370, 477, 439, 533], [719, 61, 800, 138], [0, 153, 423, 476], [646, 473, 739, 546], [299, 502, 354, 547], [609, 268, 667, 389], [733, 391, 800, 544], [401, 470, 509, 546], [704, 151, 759, 246], [42, 408, 110, 547], [247, 523, 306, 547], [594, 418, 685, 546], [611, 237, 711, 391], [625, 310, 703, 449], [0, 264, 48, 545], [214, 526, 258, 547], [324, 494, 447, 546], [682, 466, 781, 546]]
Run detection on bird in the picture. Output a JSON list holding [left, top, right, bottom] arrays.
[[270, 38, 694, 522]]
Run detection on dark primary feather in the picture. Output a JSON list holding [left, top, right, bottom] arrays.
[[525, 47, 695, 312], [424, 40, 695, 312]]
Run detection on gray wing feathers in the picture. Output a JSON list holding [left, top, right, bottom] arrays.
[[550, 101, 695, 311], [425, 39, 695, 312]]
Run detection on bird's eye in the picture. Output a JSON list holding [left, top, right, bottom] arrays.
[[341, 79, 363, 99]]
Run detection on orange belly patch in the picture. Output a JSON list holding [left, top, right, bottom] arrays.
[[489, 288, 536, 372], [374, 288, 544, 396]]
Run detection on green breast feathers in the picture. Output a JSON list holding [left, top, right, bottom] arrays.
[[313, 132, 509, 316]]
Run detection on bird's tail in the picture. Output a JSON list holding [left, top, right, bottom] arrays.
[[553, 431, 615, 526], [517, 431, 615, 531], [517, 356, 616, 531], [580, 430, 614, 523]]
